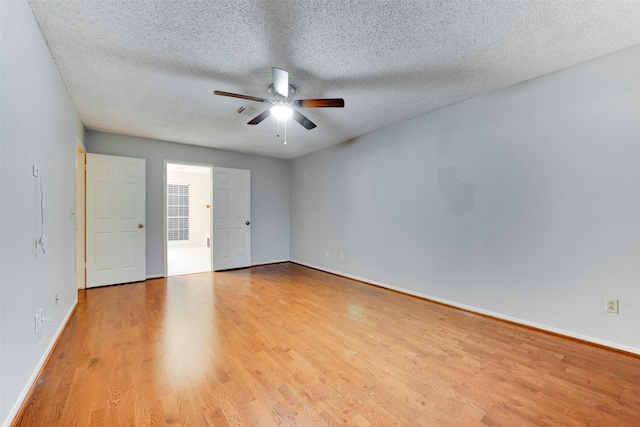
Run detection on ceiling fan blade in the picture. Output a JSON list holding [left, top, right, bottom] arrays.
[[272, 68, 289, 98], [294, 98, 345, 108], [292, 110, 317, 130], [247, 109, 271, 125], [214, 90, 269, 103]]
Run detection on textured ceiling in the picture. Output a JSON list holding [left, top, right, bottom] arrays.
[[29, 1, 640, 159]]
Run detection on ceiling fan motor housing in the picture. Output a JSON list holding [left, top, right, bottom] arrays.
[[268, 83, 296, 103]]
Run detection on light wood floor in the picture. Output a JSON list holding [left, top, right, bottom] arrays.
[[13, 263, 640, 426]]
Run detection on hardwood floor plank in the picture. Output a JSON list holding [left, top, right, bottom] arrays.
[[11, 263, 640, 426]]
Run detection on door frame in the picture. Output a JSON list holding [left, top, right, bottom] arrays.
[[163, 159, 214, 277], [76, 139, 86, 289]]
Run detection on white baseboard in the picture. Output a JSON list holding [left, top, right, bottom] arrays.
[[3, 298, 79, 427], [251, 259, 290, 267], [290, 259, 640, 356]]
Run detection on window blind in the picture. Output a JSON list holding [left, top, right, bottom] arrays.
[[167, 183, 189, 241]]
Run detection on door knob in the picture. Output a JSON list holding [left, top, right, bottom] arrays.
[[138, 224, 144, 229], [246, 221, 250, 226]]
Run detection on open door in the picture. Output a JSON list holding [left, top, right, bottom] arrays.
[[213, 167, 251, 271], [86, 153, 146, 287]]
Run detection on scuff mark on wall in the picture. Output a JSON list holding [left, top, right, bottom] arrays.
[[438, 165, 478, 215]]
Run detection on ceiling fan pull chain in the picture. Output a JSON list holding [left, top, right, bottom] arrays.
[[284, 120, 287, 145], [277, 119, 280, 137]]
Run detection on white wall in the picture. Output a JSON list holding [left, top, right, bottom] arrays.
[[85, 131, 290, 276], [291, 45, 640, 353], [167, 169, 211, 250], [1, 1, 85, 424]]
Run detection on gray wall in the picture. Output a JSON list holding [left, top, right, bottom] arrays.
[[291, 45, 640, 353], [85, 131, 290, 276], [1, 1, 85, 424]]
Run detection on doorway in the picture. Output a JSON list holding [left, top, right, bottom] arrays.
[[165, 162, 213, 276]]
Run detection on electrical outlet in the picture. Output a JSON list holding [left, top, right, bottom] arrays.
[[325, 250, 330, 258], [605, 298, 619, 314], [339, 252, 344, 261]]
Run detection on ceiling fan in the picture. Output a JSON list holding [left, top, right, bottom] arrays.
[[214, 68, 344, 130]]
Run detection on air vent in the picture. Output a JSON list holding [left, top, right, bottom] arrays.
[[236, 106, 258, 116]]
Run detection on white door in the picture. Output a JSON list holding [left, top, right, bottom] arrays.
[[86, 153, 146, 287], [213, 167, 251, 271]]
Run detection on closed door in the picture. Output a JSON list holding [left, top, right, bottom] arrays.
[[86, 153, 146, 287], [213, 167, 251, 271]]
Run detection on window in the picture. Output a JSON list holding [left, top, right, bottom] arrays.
[[167, 183, 189, 241]]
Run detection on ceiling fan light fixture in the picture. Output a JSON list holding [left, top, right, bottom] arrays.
[[270, 105, 293, 120]]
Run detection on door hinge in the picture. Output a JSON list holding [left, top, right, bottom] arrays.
[[84, 164, 87, 172], [84, 262, 87, 269]]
